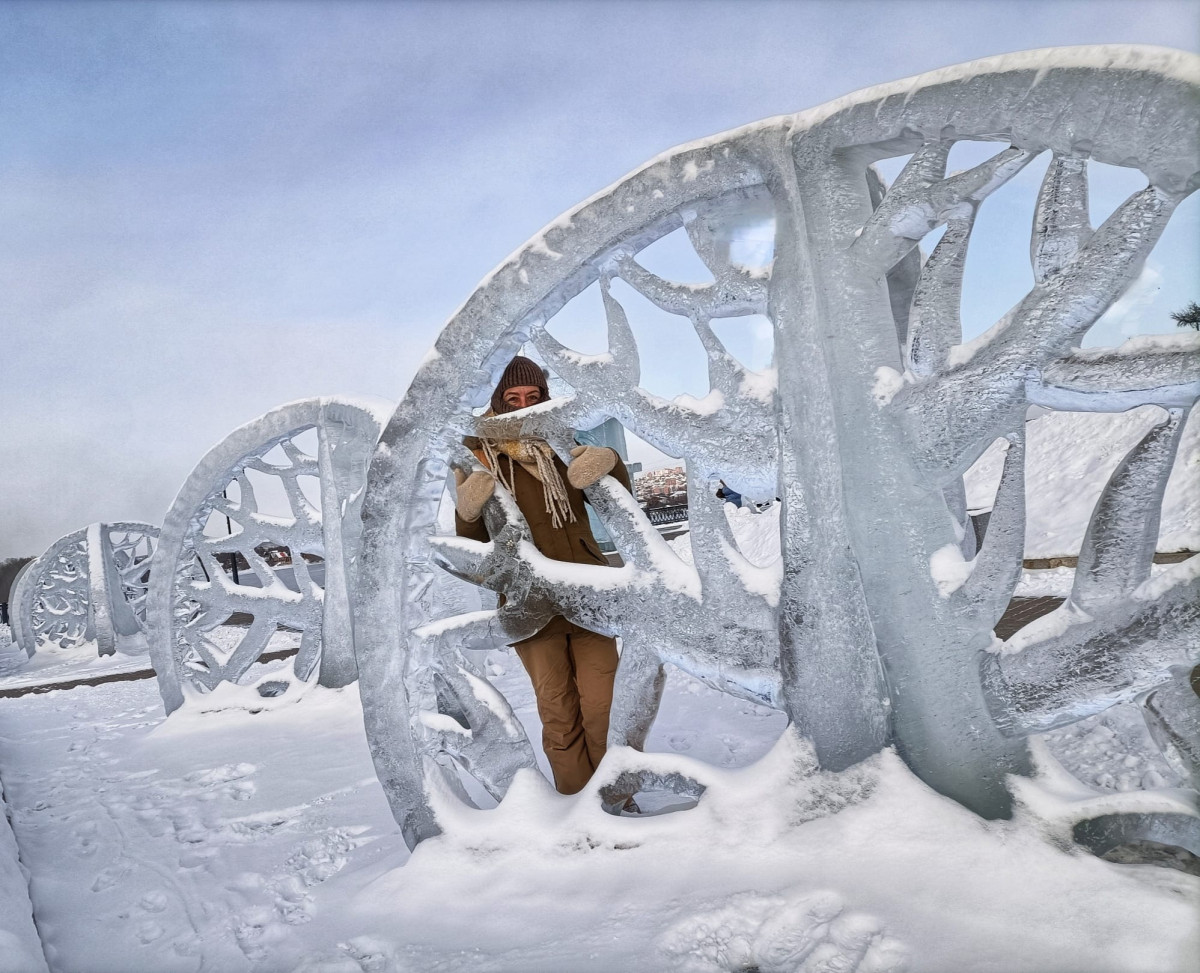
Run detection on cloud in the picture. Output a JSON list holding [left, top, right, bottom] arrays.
[[1091, 263, 1165, 341], [2, 0, 1197, 558]]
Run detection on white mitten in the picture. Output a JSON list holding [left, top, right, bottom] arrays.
[[454, 468, 495, 522], [567, 445, 617, 489]]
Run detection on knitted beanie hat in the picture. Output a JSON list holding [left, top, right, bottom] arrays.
[[491, 355, 550, 414]]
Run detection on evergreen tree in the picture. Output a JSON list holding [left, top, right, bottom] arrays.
[[1170, 301, 1200, 330]]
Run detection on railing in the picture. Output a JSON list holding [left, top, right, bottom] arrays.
[[643, 504, 689, 526]]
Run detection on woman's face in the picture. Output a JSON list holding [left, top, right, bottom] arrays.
[[501, 385, 542, 410]]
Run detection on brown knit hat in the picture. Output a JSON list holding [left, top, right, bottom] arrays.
[[491, 355, 550, 414]]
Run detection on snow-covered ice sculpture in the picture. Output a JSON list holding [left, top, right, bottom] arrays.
[[353, 46, 1200, 849], [147, 397, 391, 713], [1141, 665, 1200, 787], [10, 522, 158, 658]]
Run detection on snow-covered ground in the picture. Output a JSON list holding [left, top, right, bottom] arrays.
[[1, 772, 48, 973], [669, 502, 783, 570], [0, 621, 1196, 973], [0, 639, 152, 690], [965, 406, 1199, 557], [1, 408, 1196, 972]]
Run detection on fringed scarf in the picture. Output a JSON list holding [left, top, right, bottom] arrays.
[[477, 432, 576, 530]]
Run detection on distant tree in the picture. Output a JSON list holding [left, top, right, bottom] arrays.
[[1171, 301, 1200, 331]]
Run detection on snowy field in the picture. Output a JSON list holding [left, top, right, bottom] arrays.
[[1, 624, 1197, 973], [965, 406, 1199, 557]]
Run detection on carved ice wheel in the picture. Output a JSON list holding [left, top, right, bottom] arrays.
[[147, 397, 390, 713], [11, 522, 159, 658]]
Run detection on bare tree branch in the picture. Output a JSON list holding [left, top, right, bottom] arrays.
[[982, 183, 1182, 366], [429, 456, 781, 708], [419, 664, 537, 800], [985, 408, 1193, 733], [866, 165, 922, 349], [1025, 378, 1199, 412]]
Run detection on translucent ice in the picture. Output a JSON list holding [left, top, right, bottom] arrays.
[[353, 46, 1200, 848]]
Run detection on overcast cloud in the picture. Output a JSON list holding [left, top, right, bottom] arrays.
[[2, 0, 1197, 554]]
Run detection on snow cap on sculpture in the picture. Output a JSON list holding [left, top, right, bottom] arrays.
[[490, 355, 549, 414]]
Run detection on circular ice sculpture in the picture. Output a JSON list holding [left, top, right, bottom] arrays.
[[11, 522, 159, 658], [354, 46, 1200, 849], [147, 396, 391, 713]]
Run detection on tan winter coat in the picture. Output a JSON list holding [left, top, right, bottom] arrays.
[[455, 439, 632, 644]]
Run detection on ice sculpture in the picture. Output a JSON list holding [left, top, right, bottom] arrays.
[[147, 397, 391, 713], [354, 46, 1200, 849], [1141, 665, 1200, 786], [10, 522, 158, 658]]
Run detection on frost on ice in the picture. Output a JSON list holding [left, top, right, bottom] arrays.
[[10, 522, 158, 659], [352, 45, 1200, 850], [147, 397, 389, 714]]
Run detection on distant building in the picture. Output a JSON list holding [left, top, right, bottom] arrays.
[[634, 466, 687, 504]]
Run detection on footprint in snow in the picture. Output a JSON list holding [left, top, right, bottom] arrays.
[[234, 905, 290, 961], [718, 734, 741, 766], [178, 847, 217, 869], [227, 779, 257, 802], [136, 920, 165, 945], [273, 874, 316, 925], [185, 762, 257, 786], [284, 828, 362, 888], [72, 820, 99, 856], [90, 863, 132, 892], [340, 936, 398, 973], [137, 890, 170, 914], [134, 808, 171, 838], [172, 933, 202, 958], [668, 733, 695, 752], [171, 810, 208, 844]]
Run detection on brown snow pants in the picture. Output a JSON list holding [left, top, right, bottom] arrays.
[[515, 627, 619, 795]]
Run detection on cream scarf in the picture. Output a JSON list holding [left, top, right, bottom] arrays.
[[478, 430, 576, 529]]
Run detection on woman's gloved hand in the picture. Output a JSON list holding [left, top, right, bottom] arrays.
[[567, 445, 617, 489], [454, 468, 495, 522]]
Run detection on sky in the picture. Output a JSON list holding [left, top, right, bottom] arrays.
[[2, 0, 1198, 556]]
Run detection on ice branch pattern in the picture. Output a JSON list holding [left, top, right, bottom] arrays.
[[352, 46, 1200, 850]]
